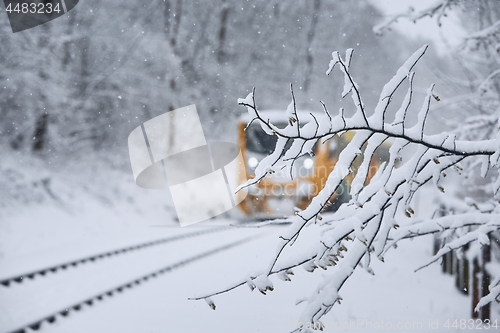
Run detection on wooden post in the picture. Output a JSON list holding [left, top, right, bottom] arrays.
[[472, 257, 480, 319], [480, 237, 491, 321], [461, 245, 470, 295]]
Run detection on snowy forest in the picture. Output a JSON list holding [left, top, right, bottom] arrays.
[[0, 0, 499, 332]]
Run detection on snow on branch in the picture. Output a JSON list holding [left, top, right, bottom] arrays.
[[373, 0, 458, 35], [465, 19, 500, 41], [191, 46, 500, 330]]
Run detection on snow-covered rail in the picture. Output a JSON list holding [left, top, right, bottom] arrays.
[[3, 235, 261, 333], [0, 226, 232, 288]]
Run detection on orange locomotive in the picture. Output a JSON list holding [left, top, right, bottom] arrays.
[[235, 110, 389, 217]]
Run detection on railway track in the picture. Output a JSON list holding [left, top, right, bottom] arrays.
[[0, 226, 232, 287], [2, 233, 262, 333]]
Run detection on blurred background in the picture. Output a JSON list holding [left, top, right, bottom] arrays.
[[0, 0, 498, 332], [0, 0, 459, 211]]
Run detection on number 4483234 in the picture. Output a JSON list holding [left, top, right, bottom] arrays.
[[444, 319, 498, 330], [5, 2, 61, 14]]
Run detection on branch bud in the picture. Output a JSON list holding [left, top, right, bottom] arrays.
[[205, 297, 216, 310], [277, 271, 291, 282], [302, 261, 317, 273], [246, 279, 256, 291]]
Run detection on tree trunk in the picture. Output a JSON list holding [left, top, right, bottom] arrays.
[[32, 113, 48, 152], [303, 0, 320, 92], [163, 0, 172, 35], [170, 0, 183, 48], [217, 0, 230, 64]]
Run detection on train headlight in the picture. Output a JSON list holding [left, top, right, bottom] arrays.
[[248, 156, 259, 169], [303, 158, 314, 170]]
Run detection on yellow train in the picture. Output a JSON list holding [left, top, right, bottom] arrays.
[[235, 110, 389, 217]]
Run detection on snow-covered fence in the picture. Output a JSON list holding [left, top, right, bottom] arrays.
[[435, 223, 492, 320]]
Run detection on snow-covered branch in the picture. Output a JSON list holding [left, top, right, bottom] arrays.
[[373, 0, 458, 34], [191, 44, 500, 330]]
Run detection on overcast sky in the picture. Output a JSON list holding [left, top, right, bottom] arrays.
[[369, 0, 465, 54]]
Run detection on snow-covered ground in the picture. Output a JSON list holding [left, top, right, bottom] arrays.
[[1, 210, 494, 332], [0, 155, 497, 333], [40, 233, 476, 333]]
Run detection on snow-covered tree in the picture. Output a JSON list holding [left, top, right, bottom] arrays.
[[1, 0, 402, 155], [190, 2, 500, 328], [376, 0, 500, 320]]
